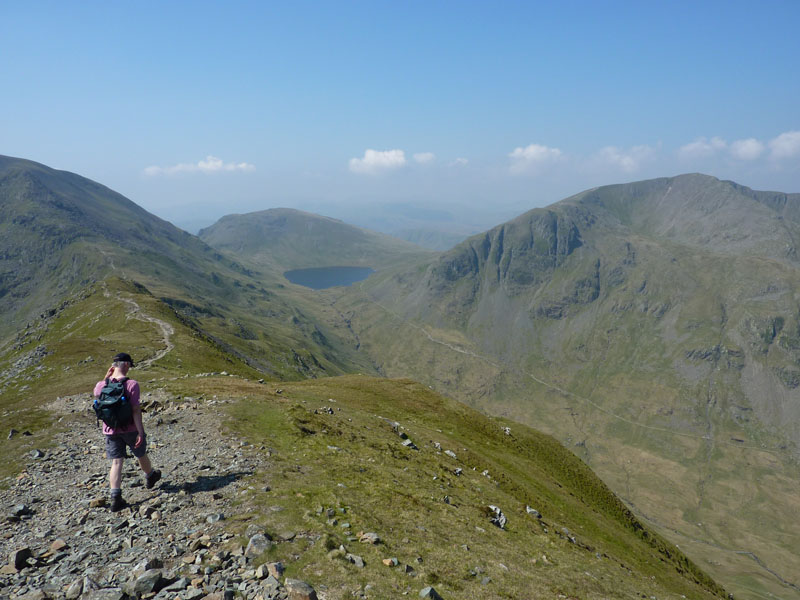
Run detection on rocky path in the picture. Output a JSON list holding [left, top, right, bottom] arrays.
[[0, 388, 321, 600]]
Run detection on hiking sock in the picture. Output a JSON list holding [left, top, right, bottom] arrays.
[[110, 488, 121, 498]]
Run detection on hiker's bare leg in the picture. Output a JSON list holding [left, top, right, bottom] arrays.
[[109, 458, 124, 489], [137, 454, 152, 474]]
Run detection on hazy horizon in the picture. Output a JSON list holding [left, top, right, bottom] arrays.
[[2, 1, 799, 243]]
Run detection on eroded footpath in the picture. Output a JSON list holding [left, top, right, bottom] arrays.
[[0, 388, 321, 600]]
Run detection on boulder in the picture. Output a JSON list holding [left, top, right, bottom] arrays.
[[285, 579, 318, 600], [130, 569, 165, 595], [245, 533, 273, 557], [419, 587, 443, 600], [11, 547, 33, 570], [487, 505, 507, 529]]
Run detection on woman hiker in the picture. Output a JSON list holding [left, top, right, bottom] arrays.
[[93, 352, 161, 512]]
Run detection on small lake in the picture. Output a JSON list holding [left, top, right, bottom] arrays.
[[283, 266, 374, 290]]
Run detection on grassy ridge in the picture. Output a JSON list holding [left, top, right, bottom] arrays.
[[203, 375, 724, 599]]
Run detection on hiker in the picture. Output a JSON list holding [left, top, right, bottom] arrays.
[[93, 352, 161, 512]]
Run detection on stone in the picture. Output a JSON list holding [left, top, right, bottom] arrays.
[[12, 504, 32, 517], [346, 553, 365, 568], [444, 450, 457, 459], [162, 577, 190, 592], [284, 578, 318, 600], [358, 531, 381, 544], [131, 569, 165, 595], [401, 439, 418, 450], [266, 561, 284, 579], [262, 574, 281, 590], [382, 557, 399, 566], [419, 587, 443, 599], [8, 428, 18, 439], [65, 578, 83, 600], [133, 557, 163, 573], [30, 449, 45, 459], [90, 497, 107, 508], [245, 533, 273, 557], [206, 513, 225, 523], [525, 506, 542, 519], [12, 547, 33, 570], [487, 505, 507, 529], [49, 538, 68, 552], [83, 590, 125, 600], [245, 524, 263, 538]]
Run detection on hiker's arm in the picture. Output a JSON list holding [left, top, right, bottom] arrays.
[[128, 381, 145, 447], [133, 405, 146, 447]]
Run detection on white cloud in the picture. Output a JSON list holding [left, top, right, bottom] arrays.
[[349, 149, 407, 174], [594, 145, 656, 173], [769, 131, 800, 160], [729, 138, 765, 161], [413, 152, 436, 164], [143, 156, 255, 176], [508, 143, 563, 174], [449, 157, 468, 167], [678, 137, 727, 159]]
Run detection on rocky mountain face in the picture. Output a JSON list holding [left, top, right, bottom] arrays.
[[336, 174, 800, 600]]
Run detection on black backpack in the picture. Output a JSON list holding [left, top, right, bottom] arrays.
[[93, 378, 133, 429]]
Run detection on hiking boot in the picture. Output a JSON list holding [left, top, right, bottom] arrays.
[[146, 469, 161, 489], [110, 495, 127, 513]]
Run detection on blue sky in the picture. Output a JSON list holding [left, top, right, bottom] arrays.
[[2, 1, 799, 237]]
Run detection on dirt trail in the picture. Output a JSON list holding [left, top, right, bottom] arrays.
[[0, 386, 318, 600]]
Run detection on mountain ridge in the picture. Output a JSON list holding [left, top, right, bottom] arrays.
[[325, 173, 800, 600]]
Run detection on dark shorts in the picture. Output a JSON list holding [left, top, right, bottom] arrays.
[[105, 431, 147, 459]]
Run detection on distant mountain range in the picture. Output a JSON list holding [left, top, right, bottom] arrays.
[[2, 154, 799, 598]]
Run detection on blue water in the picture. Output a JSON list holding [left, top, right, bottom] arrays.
[[283, 266, 374, 290]]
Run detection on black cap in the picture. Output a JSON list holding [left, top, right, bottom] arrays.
[[113, 352, 135, 367]]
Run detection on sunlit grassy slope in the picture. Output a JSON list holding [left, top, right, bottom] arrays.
[[167, 374, 725, 600]]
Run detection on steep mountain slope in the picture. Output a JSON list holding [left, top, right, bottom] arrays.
[[325, 174, 800, 600], [199, 208, 432, 272], [0, 155, 373, 379], [0, 274, 726, 599]]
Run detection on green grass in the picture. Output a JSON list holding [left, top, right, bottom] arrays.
[[217, 375, 725, 600]]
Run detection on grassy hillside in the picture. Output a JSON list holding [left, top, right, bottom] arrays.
[[199, 207, 433, 271], [323, 174, 800, 600], [0, 275, 726, 597], [0, 155, 381, 381]]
